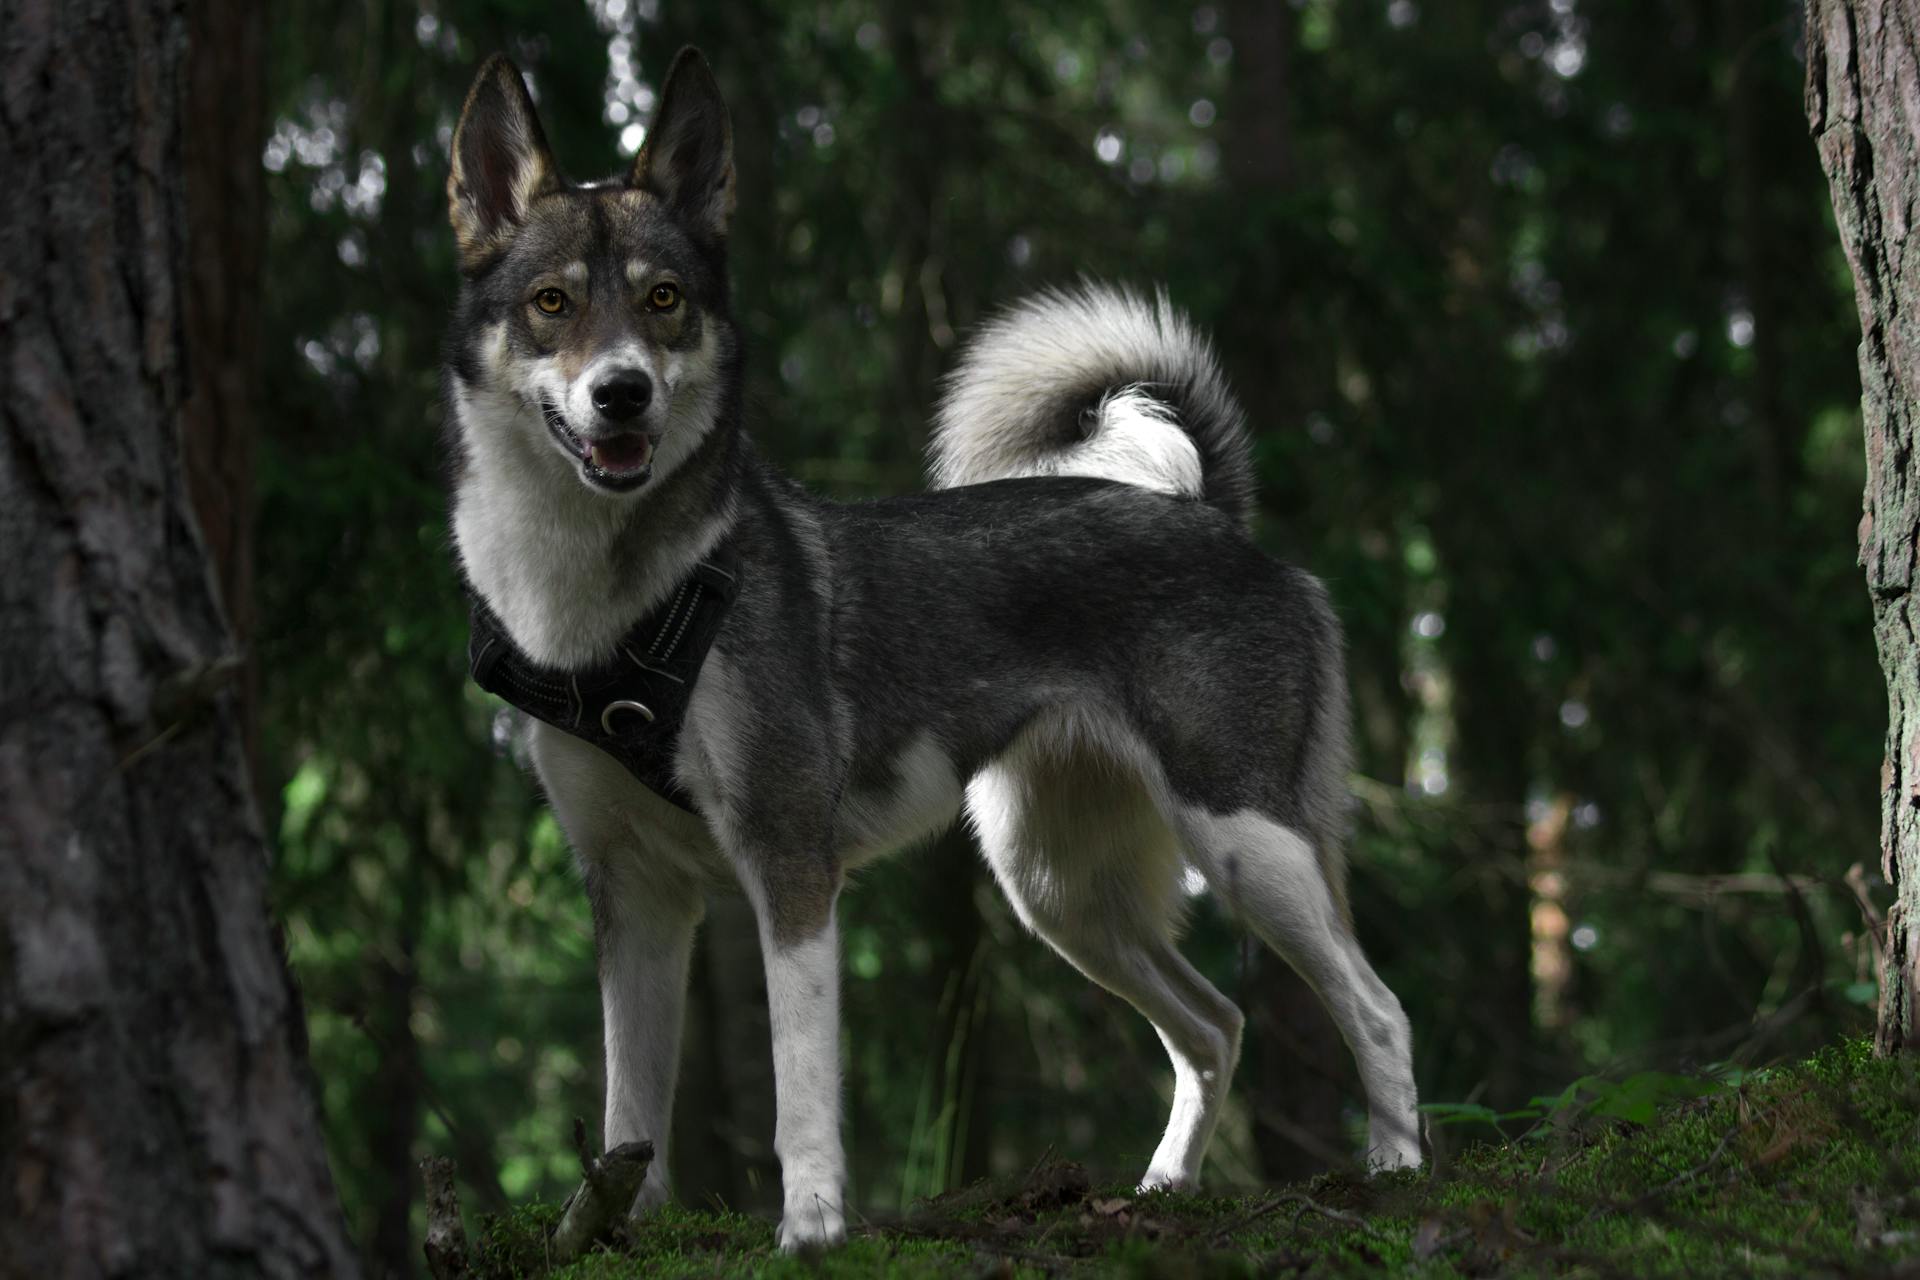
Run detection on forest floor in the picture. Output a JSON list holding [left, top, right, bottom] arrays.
[[455, 1039, 1919, 1278]]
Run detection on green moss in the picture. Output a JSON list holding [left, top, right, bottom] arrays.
[[471, 1202, 566, 1277], [453, 1040, 1920, 1278]]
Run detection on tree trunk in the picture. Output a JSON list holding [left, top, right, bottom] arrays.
[[0, 3, 359, 1276], [1807, 0, 1920, 1055], [369, 911, 424, 1278], [1444, 625, 1544, 1099], [694, 894, 782, 1209], [1220, 0, 1354, 1180]]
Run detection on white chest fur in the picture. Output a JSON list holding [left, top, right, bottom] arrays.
[[450, 383, 726, 669]]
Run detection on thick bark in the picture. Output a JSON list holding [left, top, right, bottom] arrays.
[[0, 3, 358, 1275], [1807, 0, 1920, 1054]]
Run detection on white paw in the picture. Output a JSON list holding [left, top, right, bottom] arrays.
[[1137, 1167, 1195, 1194], [776, 1185, 846, 1253], [1366, 1124, 1424, 1172]]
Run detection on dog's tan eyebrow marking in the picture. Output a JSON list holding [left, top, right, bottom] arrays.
[[562, 260, 588, 283], [625, 258, 656, 286]]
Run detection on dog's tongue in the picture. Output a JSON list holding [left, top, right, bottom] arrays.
[[589, 434, 653, 474]]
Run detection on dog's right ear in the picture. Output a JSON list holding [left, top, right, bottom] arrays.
[[448, 55, 559, 273]]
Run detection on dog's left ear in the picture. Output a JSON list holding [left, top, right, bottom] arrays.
[[630, 48, 735, 240]]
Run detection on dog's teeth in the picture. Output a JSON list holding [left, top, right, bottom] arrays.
[[586, 436, 652, 474]]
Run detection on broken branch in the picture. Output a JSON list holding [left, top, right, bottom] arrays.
[[549, 1116, 654, 1264], [420, 1156, 472, 1280]]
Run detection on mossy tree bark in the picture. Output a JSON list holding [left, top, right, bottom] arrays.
[[0, 2, 359, 1274], [1808, 0, 1920, 1055]]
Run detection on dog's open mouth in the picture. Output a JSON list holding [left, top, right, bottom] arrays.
[[543, 401, 655, 492]]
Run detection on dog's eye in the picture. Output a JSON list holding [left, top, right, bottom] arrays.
[[533, 288, 568, 315], [649, 283, 680, 311]]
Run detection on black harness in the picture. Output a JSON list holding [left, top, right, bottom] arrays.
[[467, 543, 742, 813]]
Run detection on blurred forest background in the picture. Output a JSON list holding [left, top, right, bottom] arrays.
[[249, 0, 1882, 1274]]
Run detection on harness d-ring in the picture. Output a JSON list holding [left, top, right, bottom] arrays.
[[600, 699, 655, 733]]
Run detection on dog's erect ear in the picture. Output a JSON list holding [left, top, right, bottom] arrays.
[[448, 55, 559, 272], [630, 48, 734, 240]]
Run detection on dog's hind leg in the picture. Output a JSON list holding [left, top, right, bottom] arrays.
[[966, 744, 1245, 1191], [1132, 943, 1247, 1187], [1178, 808, 1421, 1170]]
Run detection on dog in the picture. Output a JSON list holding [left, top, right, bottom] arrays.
[[443, 47, 1421, 1252]]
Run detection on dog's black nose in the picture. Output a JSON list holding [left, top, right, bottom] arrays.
[[591, 371, 653, 421]]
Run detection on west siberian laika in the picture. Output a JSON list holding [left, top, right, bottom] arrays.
[[445, 48, 1421, 1251]]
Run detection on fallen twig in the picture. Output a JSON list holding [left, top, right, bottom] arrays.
[[966, 1239, 1088, 1271], [1631, 1119, 1742, 1207], [1209, 1189, 1384, 1246], [549, 1117, 655, 1264]]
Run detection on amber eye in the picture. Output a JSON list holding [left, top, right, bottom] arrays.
[[533, 288, 567, 315], [649, 283, 680, 311]]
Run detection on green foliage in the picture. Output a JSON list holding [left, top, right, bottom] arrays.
[[251, 0, 1887, 1273], [451, 1040, 1920, 1278], [1422, 1068, 1729, 1139]]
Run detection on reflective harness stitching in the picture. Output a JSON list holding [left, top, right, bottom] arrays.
[[466, 542, 742, 813]]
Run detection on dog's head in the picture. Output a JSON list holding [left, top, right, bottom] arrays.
[[445, 49, 736, 496]]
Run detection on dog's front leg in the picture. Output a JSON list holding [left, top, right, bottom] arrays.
[[585, 859, 701, 1213], [740, 858, 846, 1252]]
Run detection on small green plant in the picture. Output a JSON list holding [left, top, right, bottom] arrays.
[[1421, 1067, 1730, 1141]]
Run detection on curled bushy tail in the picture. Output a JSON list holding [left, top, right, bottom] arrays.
[[928, 282, 1254, 525]]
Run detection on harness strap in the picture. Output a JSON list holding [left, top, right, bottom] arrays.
[[467, 542, 742, 813]]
